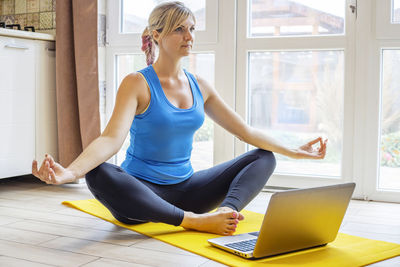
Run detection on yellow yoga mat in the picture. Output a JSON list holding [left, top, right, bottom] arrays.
[[62, 199, 400, 267]]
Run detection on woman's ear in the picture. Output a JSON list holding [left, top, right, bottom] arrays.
[[152, 30, 160, 45]]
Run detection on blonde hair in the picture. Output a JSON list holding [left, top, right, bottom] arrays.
[[141, 1, 196, 65]]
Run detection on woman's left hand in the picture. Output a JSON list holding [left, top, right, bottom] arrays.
[[291, 137, 328, 160]]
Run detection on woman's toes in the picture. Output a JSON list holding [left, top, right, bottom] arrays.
[[231, 211, 245, 221], [223, 230, 234, 236], [227, 223, 237, 230]]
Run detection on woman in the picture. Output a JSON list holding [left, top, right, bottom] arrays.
[[32, 2, 327, 236]]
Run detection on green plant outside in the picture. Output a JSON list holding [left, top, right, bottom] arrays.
[[381, 131, 400, 167]]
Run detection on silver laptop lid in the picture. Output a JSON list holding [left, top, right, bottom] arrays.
[[253, 182, 355, 258]]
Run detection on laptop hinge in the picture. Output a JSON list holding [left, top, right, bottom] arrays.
[[262, 186, 297, 193]]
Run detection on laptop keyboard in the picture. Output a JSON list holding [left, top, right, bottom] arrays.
[[226, 238, 257, 252]]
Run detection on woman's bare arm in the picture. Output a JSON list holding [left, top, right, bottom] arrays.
[[32, 73, 146, 184]]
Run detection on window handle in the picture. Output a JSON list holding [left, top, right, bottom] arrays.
[[349, 0, 357, 18], [349, 5, 356, 13]]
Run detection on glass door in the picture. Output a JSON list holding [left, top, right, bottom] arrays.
[[235, 0, 356, 189], [362, 0, 400, 202]]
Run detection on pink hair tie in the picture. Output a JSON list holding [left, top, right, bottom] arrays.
[[141, 35, 152, 52]]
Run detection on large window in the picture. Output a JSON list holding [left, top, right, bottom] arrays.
[[107, 0, 400, 203]]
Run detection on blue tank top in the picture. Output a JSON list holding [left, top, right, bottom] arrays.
[[120, 65, 205, 184]]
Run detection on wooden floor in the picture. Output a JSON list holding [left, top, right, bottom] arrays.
[[0, 175, 399, 267]]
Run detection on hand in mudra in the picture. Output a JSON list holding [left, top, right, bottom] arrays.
[[293, 137, 328, 159], [32, 154, 76, 185]]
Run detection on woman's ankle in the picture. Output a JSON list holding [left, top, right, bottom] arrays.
[[180, 211, 197, 229]]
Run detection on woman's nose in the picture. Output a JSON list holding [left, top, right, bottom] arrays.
[[184, 30, 193, 41]]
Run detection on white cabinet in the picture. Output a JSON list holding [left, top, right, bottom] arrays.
[[0, 35, 57, 179]]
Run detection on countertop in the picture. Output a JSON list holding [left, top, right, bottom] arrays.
[[0, 28, 55, 41]]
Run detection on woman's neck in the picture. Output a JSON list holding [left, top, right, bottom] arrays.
[[152, 55, 183, 79]]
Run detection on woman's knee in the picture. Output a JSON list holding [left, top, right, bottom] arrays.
[[253, 149, 277, 174], [85, 162, 110, 187]]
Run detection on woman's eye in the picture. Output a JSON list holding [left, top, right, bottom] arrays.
[[190, 27, 195, 32], [175, 27, 183, 32]]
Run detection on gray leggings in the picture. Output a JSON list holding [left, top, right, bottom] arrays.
[[85, 149, 276, 226]]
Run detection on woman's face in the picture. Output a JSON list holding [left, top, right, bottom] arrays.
[[156, 17, 195, 59]]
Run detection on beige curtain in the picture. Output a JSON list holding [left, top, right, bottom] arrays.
[[55, 0, 100, 167]]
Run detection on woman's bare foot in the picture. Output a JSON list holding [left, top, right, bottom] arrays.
[[180, 210, 241, 236], [216, 206, 245, 221]]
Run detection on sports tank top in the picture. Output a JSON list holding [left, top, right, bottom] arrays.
[[120, 65, 205, 184]]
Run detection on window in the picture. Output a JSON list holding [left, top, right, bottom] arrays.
[[108, 0, 217, 46], [392, 0, 400, 23], [379, 49, 400, 191], [238, 0, 348, 183], [248, 50, 344, 177], [249, 0, 345, 37], [107, 0, 400, 202], [121, 0, 206, 33]]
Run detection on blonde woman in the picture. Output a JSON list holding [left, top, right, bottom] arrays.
[[32, 2, 327, 236]]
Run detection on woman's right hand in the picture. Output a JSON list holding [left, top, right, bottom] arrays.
[[32, 154, 76, 185]]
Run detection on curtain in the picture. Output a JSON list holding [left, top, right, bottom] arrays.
[[55, 0, 100, 168]]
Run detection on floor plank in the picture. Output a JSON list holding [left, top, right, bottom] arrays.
[[0, 239, 97, 267], [0, 206, 121, 232], [0, 256, 53, 267], [7, 220, 147, 246], [81, 257, 152, 267], [39, 236, 208, 267], [0, 226, 57, 245], [0, 215, 22, 226]]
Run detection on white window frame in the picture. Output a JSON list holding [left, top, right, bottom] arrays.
[[376, 0, 400, 39], [107, 0, 218, 47], [361, 0, 400, 202]]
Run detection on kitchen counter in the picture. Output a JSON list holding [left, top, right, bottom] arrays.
[[0, 28, 54, 41]]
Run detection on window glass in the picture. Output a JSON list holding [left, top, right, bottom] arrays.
[[249, 0, 345, 37], [121, 0, 206, 33], [114, 53, 214, 171], [379, 49, 400, 190], [393, 0, 400, 23], [248, 50, 344, 177]]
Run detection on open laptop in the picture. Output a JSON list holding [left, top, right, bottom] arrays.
[[208, 182, 356, 259]]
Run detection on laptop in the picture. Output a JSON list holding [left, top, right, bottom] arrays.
[[208, 182, 356, 259]]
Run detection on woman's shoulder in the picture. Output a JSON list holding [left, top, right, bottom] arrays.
[[192, 73, 215, 101], [119, 72, 148, 95], [118, 72, 151, 114]]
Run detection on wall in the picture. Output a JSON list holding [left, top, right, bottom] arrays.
[[0, 0, 56, 34]]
